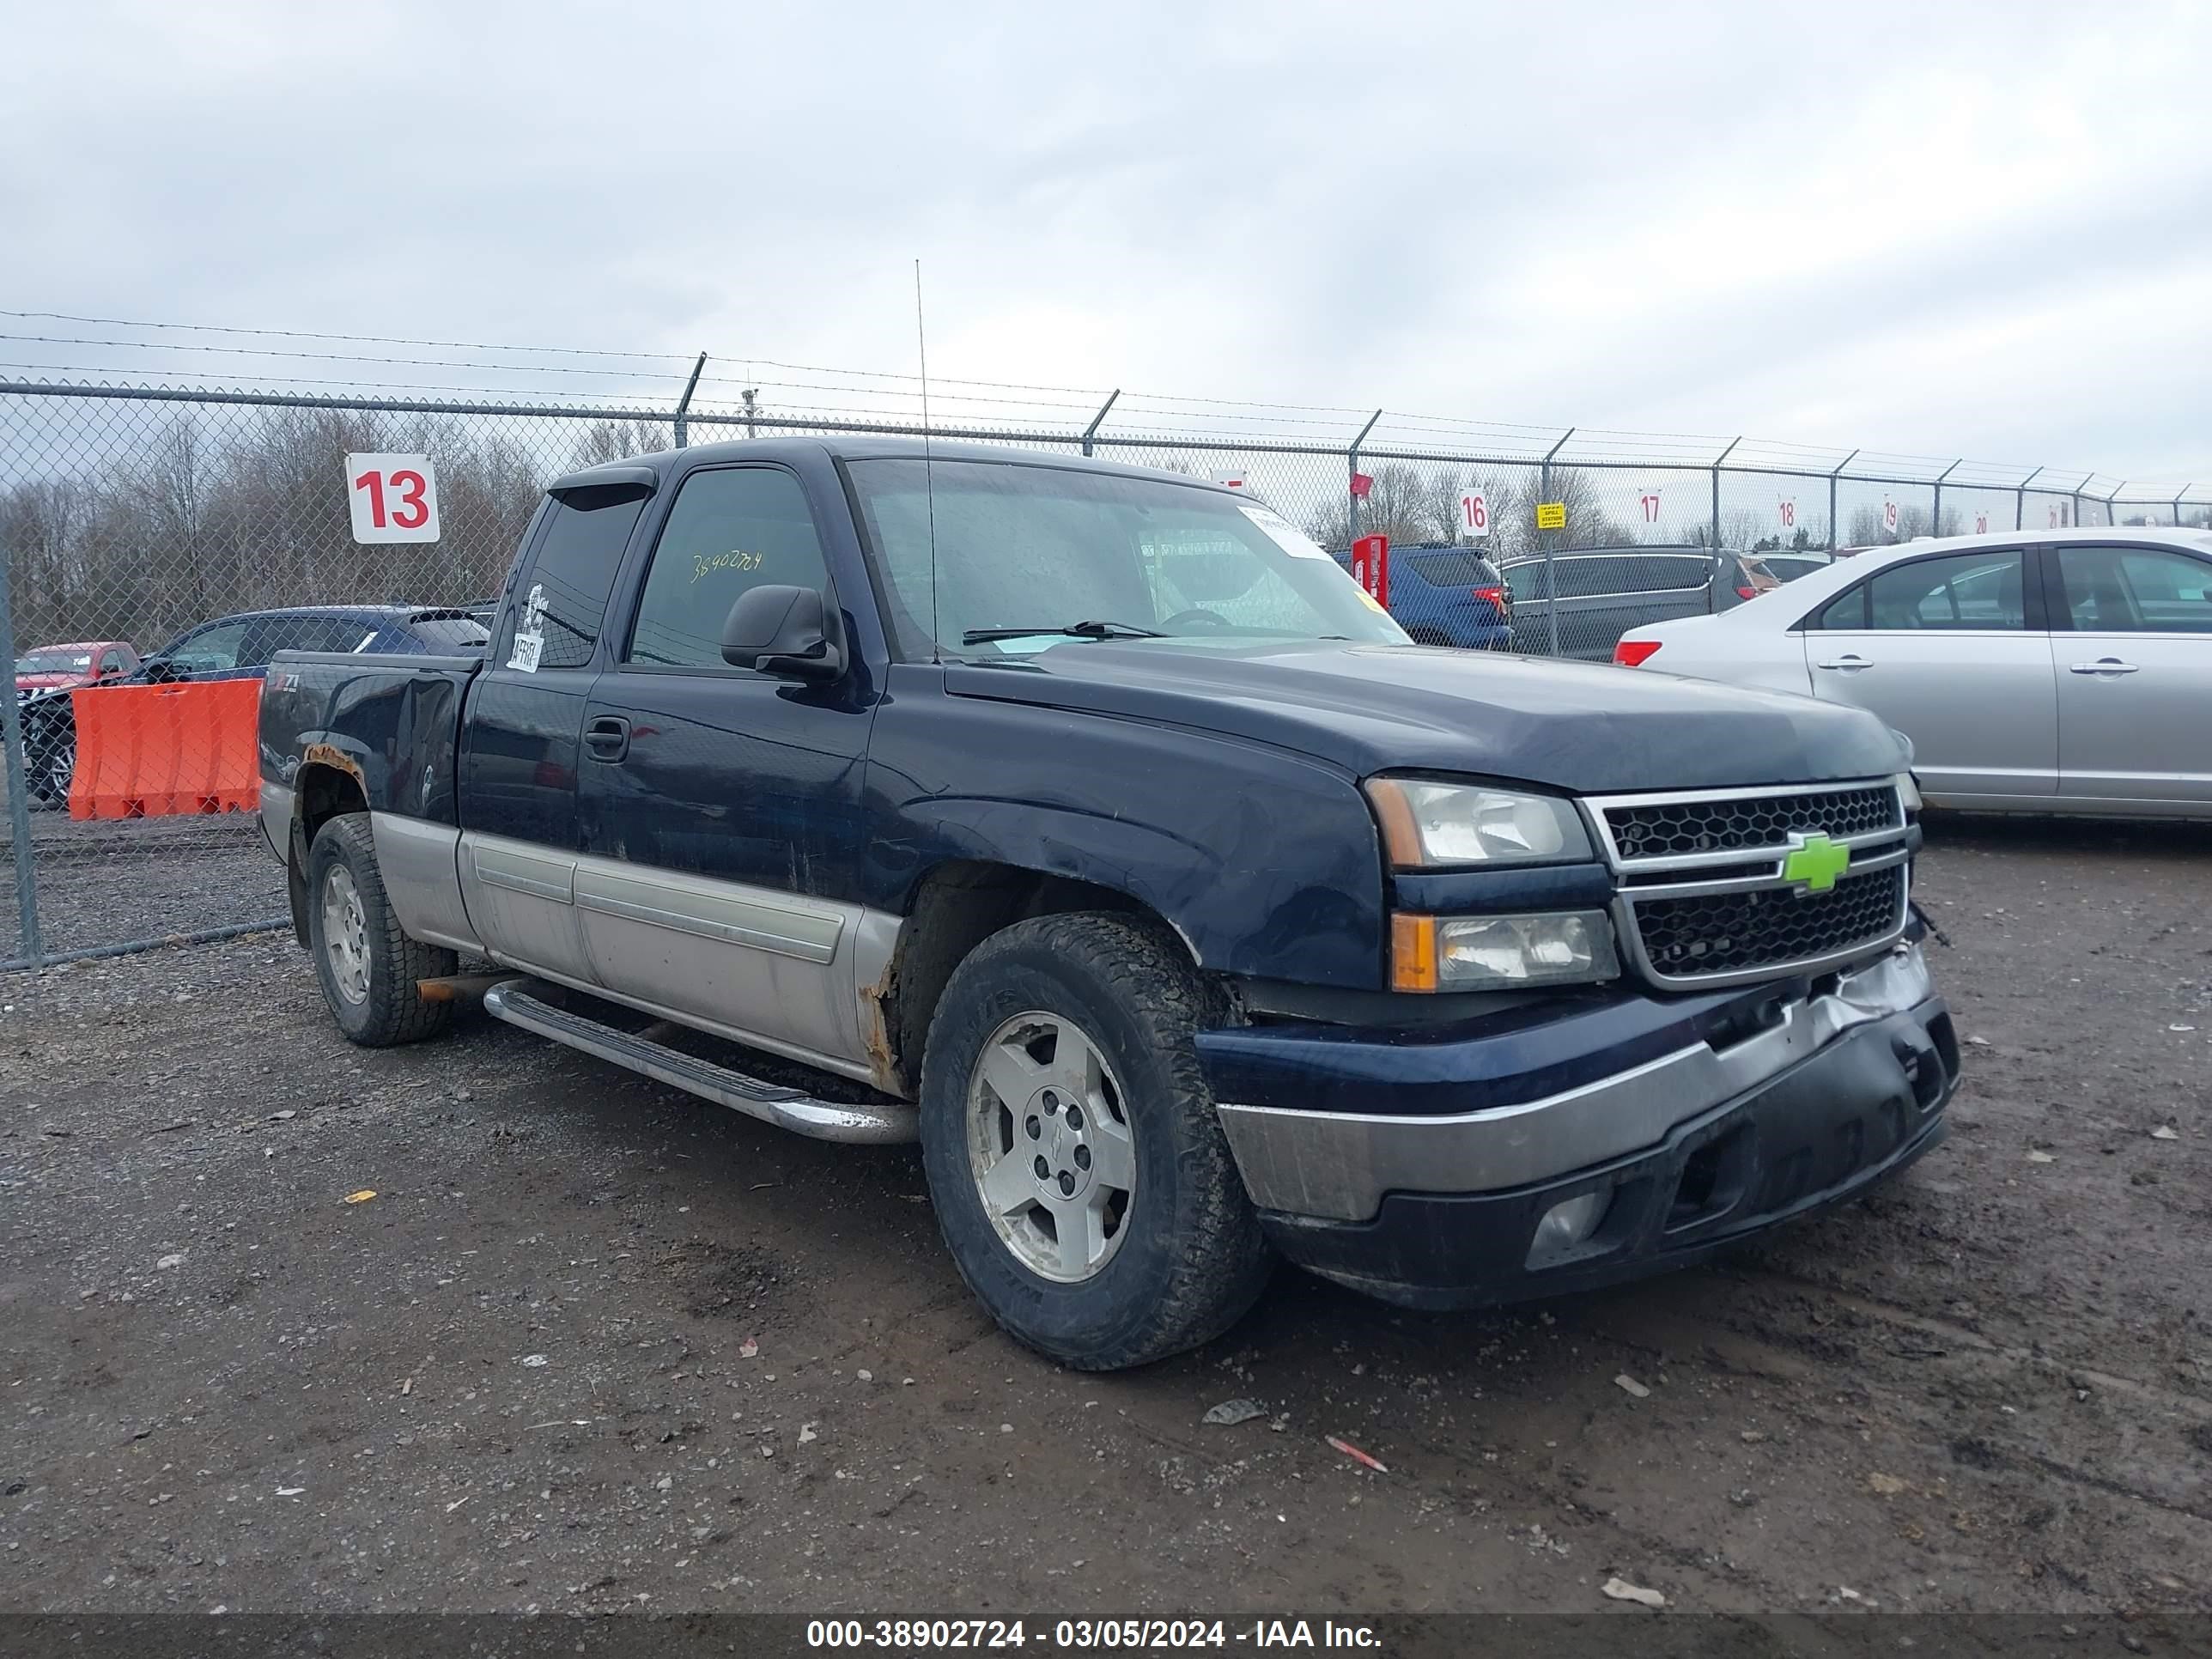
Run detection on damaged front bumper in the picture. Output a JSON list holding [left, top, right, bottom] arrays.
[[1200, 945, 1957, 1310]]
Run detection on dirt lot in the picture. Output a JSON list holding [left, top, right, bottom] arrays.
[[1, 817, 2207, 1619]]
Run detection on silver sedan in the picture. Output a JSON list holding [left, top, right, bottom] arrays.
[[1613, 527, 2212, 817]]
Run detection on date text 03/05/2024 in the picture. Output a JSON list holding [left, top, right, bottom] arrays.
[[803, 1619, 1383, 1650]]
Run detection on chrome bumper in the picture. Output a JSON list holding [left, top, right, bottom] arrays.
[[1216, 944, 1936, 1223]]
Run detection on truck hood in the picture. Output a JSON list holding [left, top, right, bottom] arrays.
[[944, 639, 1907, 793]]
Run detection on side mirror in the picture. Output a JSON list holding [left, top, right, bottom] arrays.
[[720, 586, 845, 683]]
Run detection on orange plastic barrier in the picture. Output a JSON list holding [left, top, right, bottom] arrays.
[[69, 680, 262, 820]]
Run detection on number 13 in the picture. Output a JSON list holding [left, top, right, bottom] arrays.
[[356, 469, 430, 530]]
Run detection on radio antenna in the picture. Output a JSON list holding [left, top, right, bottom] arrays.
[[915, 258, 941, 665]]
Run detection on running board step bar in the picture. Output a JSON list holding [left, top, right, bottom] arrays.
[[482, 979, 917, 1146]]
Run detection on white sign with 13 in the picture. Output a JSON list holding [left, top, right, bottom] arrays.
[[346, 453, 441, 544]]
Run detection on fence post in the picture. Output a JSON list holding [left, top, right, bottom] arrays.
[[2106, 483, 2125, 526], [2178, 486, 2192, 528], [1540, 428, 1574, 657], [1711, 436, 1741, 551], [2016, 465, 2044, 531], [0, 537, 42, 965], [1828, 449, 1857, 550], [1081, 389, 1121, 459], [1347, 408, 1382, 544], [1933, 459, 1960, 534], [2070, 472, 2091, 529], [672, 352, 707, 449]]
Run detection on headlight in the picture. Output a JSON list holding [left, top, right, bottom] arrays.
[[1391, 910, 1620, 993], [1365, 777, 1592, 867]]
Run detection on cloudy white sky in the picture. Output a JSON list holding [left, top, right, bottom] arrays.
[[3, 1, 2208, 482]]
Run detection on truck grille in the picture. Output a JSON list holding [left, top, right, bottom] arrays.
[[1632, 865, 1906, 980], [1606, 783, 1901, 860], [1585, 779, 1913, 988]]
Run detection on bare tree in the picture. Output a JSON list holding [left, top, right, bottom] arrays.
[[568, 418, 670, 468]]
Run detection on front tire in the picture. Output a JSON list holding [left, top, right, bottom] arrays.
[[305, 812, 456, 1047], [917, 912, 1274, 1370]]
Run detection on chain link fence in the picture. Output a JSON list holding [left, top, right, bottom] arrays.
[[3, 374, 2206, 968]]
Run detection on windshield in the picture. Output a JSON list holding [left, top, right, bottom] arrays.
[[15, 653, 93, 674], [847, 459, 1407, 659]]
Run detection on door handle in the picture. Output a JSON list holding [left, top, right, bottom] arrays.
[[1815, 654, 1871, 671], [2068, 659, 2140, 676], [582, 715, 631, 761]]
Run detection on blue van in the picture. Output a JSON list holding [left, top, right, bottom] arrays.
[[1332, 544, 1513, 650]]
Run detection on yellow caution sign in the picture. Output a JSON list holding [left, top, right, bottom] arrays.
[[1535, 501, 1566, 531]]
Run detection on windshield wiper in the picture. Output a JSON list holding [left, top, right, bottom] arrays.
[[961, 619, 1165, 644]]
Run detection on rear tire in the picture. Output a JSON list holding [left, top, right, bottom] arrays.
[[1405, 626, 1455, 647], [306, 812, 455, 1047], [917, 912, 1274, 1370], [22, 714, 70, 805]]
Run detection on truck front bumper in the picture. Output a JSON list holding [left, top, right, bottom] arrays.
[[1200, 945, 1956, 1310]]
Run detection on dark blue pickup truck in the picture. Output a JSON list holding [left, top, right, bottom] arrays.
[[258, 438, 1958, 1370]]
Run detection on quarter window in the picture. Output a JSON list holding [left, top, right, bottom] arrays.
[[2054, 545, 2212, 634], [510, 483, 652, 671], [627, 468, 831, 668]]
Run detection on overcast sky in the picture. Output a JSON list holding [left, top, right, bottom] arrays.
[[3, 1, 2208, 483]]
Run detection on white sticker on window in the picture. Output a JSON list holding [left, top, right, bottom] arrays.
[[506, 582, 548, 672], [1238, 502, 1333, 560]]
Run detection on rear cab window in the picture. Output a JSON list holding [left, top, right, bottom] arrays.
[[503, 483, 653, 671]]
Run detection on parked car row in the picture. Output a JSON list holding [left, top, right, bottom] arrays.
[[13, 605, 489, 803], [1615, 527, 2212, 816], [1334, 544, 1782, 659]]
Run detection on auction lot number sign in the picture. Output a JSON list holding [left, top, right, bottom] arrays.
[[346, 452, 442, 544]]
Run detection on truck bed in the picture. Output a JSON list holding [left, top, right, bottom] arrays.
[[261, 649, 483, 827]]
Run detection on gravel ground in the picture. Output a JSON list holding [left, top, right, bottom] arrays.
[[0, 811, 286, 963], [0, 816, 2207, 1619]]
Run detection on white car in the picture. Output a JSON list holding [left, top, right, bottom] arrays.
[[1613, 526, 2212, 817]]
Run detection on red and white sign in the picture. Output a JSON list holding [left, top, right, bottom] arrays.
[[1458, 488, 1490, 538], [2049, 502, 2066, 527], [1208, 467, 1248, 489], [1351, 534, 1389, 608], [1777, 497, 1797, 532], [1974, 511, 1990, 534], [346, 453, 441, 544], [1883, 499, 1899, 534], [1348, 471, 1374, 501], [1638, 489, 1662, 523]]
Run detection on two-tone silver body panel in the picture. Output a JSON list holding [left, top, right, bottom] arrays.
[[368, 813, 899, 1089], [1217, 943, 1934, 1222]]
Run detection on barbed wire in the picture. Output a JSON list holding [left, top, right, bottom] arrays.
[[0, 308, 2200, 495]]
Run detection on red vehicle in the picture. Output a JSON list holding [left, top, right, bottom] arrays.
[[14, 641, 141, 697]]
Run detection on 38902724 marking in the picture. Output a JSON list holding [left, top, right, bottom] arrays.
[[806, 1620, 1033, 1649]]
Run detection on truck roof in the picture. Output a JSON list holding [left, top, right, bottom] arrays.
[[546, 435, 1240, 497]]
